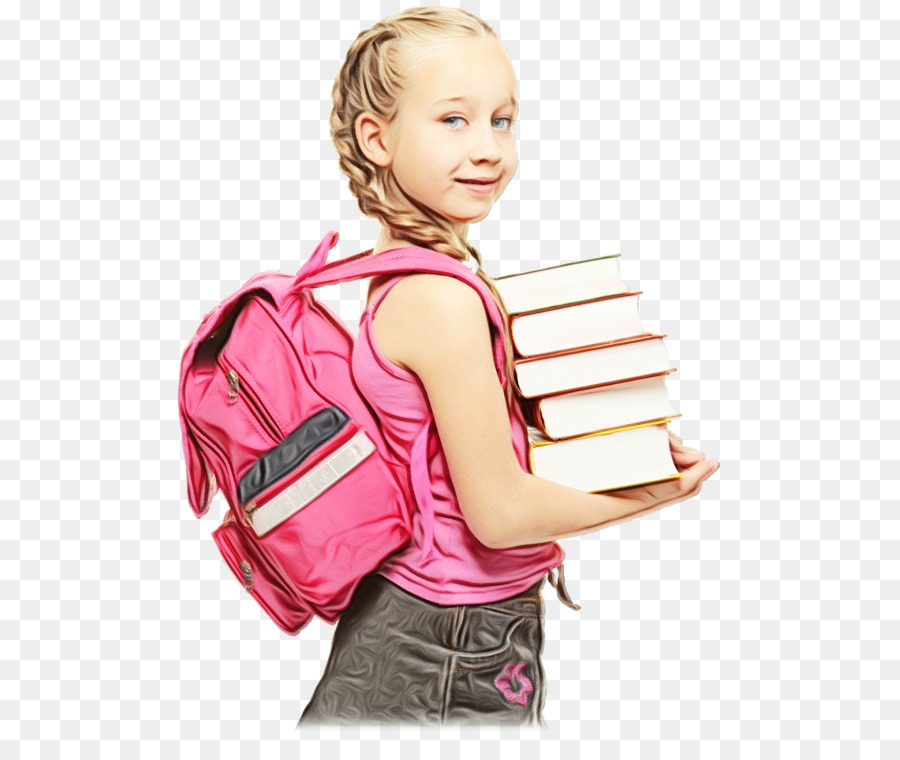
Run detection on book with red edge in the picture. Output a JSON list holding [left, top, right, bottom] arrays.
[[512, 333, 674, 400], [527, 371, 681, 441], [508, 291, 645, 358]]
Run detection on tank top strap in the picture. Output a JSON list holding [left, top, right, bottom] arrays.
[[362, 274, 408, 319], [359, 272, 437, 561]]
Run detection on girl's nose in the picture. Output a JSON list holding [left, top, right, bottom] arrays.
[[469, 124, 503, 163]]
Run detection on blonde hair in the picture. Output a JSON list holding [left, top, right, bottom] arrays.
[[330, 6, 526, 417]]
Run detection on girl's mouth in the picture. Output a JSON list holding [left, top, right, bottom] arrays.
[[456, 178, 498, 194]]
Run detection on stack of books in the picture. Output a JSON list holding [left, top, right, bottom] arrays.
[[494, 255, 682, 493]]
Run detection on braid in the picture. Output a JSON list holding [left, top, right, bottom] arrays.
[[330, 7, 528, 421]]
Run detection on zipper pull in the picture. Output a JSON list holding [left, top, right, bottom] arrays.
[[227, 370, 240, 404], [239, 560, 253, 592]]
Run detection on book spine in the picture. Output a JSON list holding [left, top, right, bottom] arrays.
[[531, 401, 551, 439]]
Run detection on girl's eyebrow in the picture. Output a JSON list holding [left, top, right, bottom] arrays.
[[432, 95, 519, 110]]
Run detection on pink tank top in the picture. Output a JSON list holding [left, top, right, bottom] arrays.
[[351, 269, 565, 606]]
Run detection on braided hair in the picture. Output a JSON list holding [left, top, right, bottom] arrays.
[[330, 6, 526, 418]]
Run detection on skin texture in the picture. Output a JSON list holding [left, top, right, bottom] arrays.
[[355, 37, 719, 550]]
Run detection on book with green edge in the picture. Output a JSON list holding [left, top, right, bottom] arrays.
[[494, 254, 627, 316]]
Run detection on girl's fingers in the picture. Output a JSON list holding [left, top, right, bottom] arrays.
[[659, 426, 708, 471], [678, 457, 719, 492], [701, 458, 719, 479], [673, 450, 704, 469], [659, 425, 683, 446], [662, 431, 702, 472], [617, 456, 718, 510], [672, 457, 706, 472]]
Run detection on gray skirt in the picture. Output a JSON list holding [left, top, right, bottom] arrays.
[[297, 573, 548, 726]]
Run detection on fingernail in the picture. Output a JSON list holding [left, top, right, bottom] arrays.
[[710, 460, 720, 470]]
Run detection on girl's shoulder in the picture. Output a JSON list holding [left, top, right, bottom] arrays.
[[366, 270, 483, 316], [365, 244, 477, 311], [367, 272, 490, 371], [371, 271, 484, 315]]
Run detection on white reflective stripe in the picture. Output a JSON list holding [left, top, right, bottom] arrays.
[[250, 429, 376, 537]]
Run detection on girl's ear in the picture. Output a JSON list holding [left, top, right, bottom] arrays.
[[355, 112, 392, 169]]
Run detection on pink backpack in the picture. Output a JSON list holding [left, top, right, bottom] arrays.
[[178, 231, 511, 634]]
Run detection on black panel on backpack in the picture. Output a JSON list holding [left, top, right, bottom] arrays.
[[238, 406, 351, 505]]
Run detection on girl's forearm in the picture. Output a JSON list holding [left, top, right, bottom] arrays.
[[482, 471, 666, 549]]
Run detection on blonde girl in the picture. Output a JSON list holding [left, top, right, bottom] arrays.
[[298, 6, 718, 726]]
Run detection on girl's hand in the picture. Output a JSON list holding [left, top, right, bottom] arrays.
[[659, 423, 707, 472], [602, 424, 719, 515]]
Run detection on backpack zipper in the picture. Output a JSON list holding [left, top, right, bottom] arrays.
[[218, 358, 283, 443]]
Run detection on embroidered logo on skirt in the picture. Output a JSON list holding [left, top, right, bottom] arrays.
[[494, 662, 533, 705]]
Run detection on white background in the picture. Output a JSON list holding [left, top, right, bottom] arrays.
[[2, 0, 896, 757]]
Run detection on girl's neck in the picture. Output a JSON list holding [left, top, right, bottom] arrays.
[[372, 223, 469, 255], [372, 227, 410, 255]]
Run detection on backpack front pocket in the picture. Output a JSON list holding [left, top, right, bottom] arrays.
[[212, 510, 314, 635], [238, 406, 371, 537]]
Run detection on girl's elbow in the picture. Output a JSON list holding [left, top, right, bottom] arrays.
[[466, 490, 522, 549], [460, 470, 528, 549], [473, 524, 510, 550], [475, 521, 532, 550]]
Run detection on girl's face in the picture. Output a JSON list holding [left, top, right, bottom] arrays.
[[381, 36, 518, 229]]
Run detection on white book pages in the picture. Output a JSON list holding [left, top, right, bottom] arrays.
[[530, 424, 678, 493], [511, 293, 646, 357], [494, 256, 626, 315], [538, 375, 677, 439], [515, 337, 672, 398]]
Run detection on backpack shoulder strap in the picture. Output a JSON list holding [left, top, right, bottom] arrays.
[[295, 232, 509, 383]]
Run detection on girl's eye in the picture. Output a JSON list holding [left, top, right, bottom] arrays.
[[442, 116, 514, 130]]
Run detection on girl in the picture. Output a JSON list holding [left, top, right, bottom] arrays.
[[298, 6, 718, 726]]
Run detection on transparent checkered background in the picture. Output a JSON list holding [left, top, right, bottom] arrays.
[[1, 0, 896, 757]]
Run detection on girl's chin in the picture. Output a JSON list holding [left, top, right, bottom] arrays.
[[416, 201, 493, 229], [441, 209, 492, 226]]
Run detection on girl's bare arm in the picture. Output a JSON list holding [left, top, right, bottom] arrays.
[[372, 273, 719, 550]]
